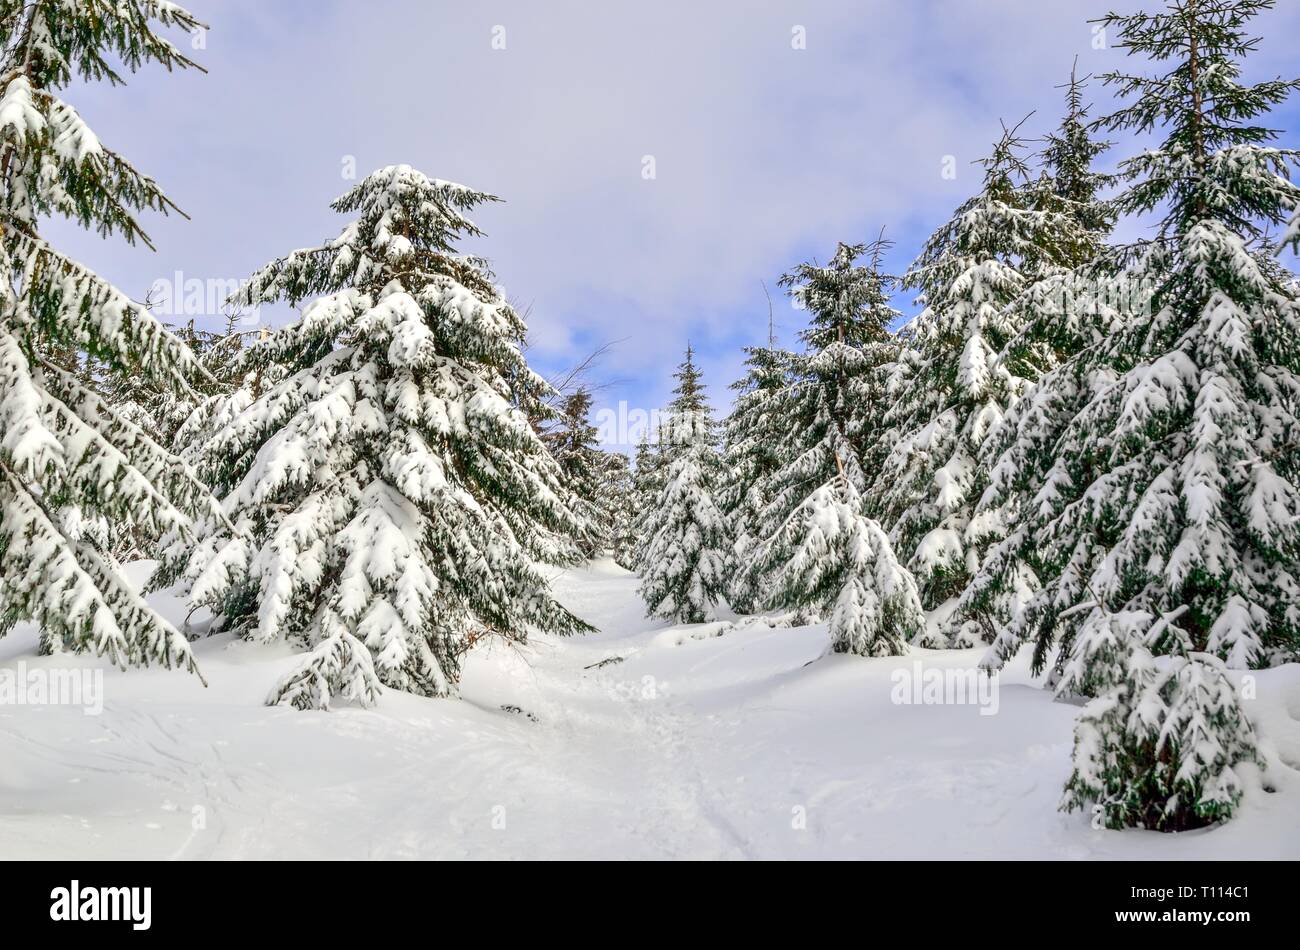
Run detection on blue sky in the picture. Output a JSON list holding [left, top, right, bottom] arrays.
[[48, 0, 1300, 447]]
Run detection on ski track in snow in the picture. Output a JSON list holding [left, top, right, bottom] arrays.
[[1, 559, 1298, 859]]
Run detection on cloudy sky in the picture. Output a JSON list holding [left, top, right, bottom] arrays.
[[51, 0, 1300, 446]]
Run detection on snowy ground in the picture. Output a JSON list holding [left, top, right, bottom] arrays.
[[2, 559, 1298, 860]]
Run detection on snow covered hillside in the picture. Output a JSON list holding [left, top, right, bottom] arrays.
[[2, 559, 1297, 860]]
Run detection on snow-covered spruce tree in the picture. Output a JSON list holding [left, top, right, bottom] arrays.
[[107, 319, 254, 561], [108, 320, 217, 445], [627, 432, 667, 572], [944, 71, 1120, 645], [599, 449, 636, 569], [99, 320, 215, 562], [544, 387, 609, 557], [872, 125, 1105, 626], [168, 318, 256, 462], [720, 325, 791, 613], [543, 385, 634, 562], [1058, 608, 1260, 831], [163, 166, 593, 709], [1287, 200, 1300, 253], [0, 1, 221, 671], [775, 238, 903, 490], [637, 346, 729, 623], [1037, 63, 1116, 256], [759, 476, 925, 656], [743, 240, 907, 615], [966, 0, 1299, 831], [948, 290, 1133, 653], [1001, 64, 1117, 381], [985, 0, 1300, 688]]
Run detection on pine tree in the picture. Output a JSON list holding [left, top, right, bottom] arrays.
[[637, 346, 729, 623], [106, 318, 254, 561], [599, 449, 636, 569], [1285, 203, 1300, 254], [1003, 63, 1117, 380], [720, 294, 792, 613], [0, 1, 221, 672], [1036, 62, 1116, 259], [163, 165, 593, 709], [758, 476, 926, 656], [946, 71, 1120, 645], [776, 238, 903, 485], [969, 0, 1299, 831], [744, 240, 905, 610], [1058, 608, 1259, 831], [543, 386, 633, 562], [873, 124, 1104, 625], [544, 387, 609, 557], [949, 303, 1132, 651], [989, 0, 1300, 682], [96, 319, 206, 560], [169, 317, 255, 462], [171, 322, 303, 483], [627, 433, 666, 572], [107, 320, 208, 442], [631, 353, 715, 578], [730, 240, 925, 649]]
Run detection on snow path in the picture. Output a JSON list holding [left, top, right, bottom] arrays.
[[1, 559, 1298, 859]]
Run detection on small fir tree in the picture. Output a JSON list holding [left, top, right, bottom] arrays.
[[545, 387, 612, 557], [637, 347, 729, 623], [720, 295, 792, 612]]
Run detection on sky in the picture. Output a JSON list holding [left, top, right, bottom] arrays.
[[49, 0, 1300, 449]]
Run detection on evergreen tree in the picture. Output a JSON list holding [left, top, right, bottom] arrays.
[[543, 386, 633, 562], [163, 166, 593, 709], [973, 0, 1299, 830], [627, 432, 667, 572], [989, 0, 1300, 682], [0, 0, 220, 671], [544, 387, 608, 557], [599, 449, 636, 569], [1036, 62, 1116, 260], [637, 347, 729, 623], [950, 297, 1132, 650], [1285, 202, 1300, 253], [1003, 63, 1117, 380], [732, 240, 925, 649], [631, 351, 715, 578], [947, 71, 1120, 645], [106, 318, 253, 561], [720, 296, 792, 613], [1058, 608, 1259, 831], [168, 319, 256, 461], [172, 322, 303, 478], [107, 319, 248, 449], [873, 124, 1103, 624], [776, 237, 902, 486], [746, 240, 904, 608], [758, 476, 926, 656]]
